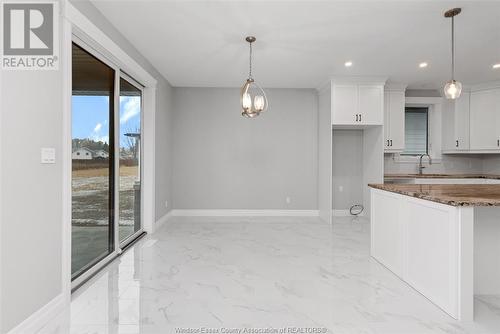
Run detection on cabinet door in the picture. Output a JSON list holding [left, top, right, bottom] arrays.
[[442, 93, 470, 152], [455, 92, 470, 150], [441, 99, 456, 151], [470, 89, 500, 150], [332, 84, 358, 125], [359, 85, 384, 125], [384, 91, 391, 149], [388, 91, 405, 151]]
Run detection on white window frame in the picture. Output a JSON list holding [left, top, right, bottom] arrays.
[[62, 2, 157, 298], [391, 97, 443, 164]]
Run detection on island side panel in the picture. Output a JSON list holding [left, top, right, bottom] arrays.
[[403, 196, 460, 319], [458, 207, 474, 322], [474, 207, 500, 295], [370, 189, 404, 277], [370, 188, 474, 321]]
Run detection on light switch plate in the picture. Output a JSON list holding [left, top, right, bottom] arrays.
[[41, 148, 56, 164]]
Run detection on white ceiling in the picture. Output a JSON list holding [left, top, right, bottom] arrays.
[[91, 0, 500, 89]]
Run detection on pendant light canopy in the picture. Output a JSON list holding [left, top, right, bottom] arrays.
[[241, 36, 268, 118], [443, 8, 462, 99]]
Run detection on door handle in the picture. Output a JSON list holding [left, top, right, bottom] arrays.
[[456, 140, 459, 148]]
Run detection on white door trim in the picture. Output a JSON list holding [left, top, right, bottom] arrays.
[[62, 0, 157, 306]]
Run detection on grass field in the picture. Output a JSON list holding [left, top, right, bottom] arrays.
[[72, 164, 140, 275], [72, 165, 138, 178]]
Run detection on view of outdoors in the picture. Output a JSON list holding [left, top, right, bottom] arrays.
[[119, 77, 142, 242], [71, 43, 142, 278]]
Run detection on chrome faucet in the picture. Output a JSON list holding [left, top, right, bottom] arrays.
[[418, 154, 432, 175]]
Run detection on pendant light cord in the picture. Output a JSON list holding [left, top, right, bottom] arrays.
[[451, 16, 455, 80], [249, 41, 253, 80]]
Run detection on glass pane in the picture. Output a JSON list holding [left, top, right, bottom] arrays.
[[119, 78, 142, 243], [72, 43, 115, 278], [403, 108, 428, 155]]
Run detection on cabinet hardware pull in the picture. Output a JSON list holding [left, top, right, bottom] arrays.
[[498, 139, 499, 147], [456, 140, 459, 148], [359, 114, 362, 122], [390, 140, 393, 146], [387, 140, 389, 147], [355, 114, 358, 122]]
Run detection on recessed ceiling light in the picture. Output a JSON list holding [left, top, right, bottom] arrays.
[[419, 62, 428, 68], [344, 61, 353, 67], [493, 63, 500, 69]]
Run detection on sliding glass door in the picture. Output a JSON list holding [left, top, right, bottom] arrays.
[[119, 77, 142, 244], [71, 43, 115, 279], [71, 40, 144, 283]]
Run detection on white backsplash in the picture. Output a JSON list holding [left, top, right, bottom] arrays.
[[384, 154, 486, 175], [482, 156, 500, 174]]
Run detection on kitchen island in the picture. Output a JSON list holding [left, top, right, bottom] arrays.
[[369, 183, 500, 321]]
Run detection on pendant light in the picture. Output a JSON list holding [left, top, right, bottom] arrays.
[[443, 8, 462, 99], [241, 36, 268, 118]]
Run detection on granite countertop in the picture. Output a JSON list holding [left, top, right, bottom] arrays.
[[369, 183, 500, 206], [384, 173, 500, 180]]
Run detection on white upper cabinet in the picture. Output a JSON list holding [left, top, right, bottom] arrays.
[[470, 88, 500, 151], [358, 85, 384, 125], [384, 88, 406, 152], [332, 84, 358, 124], [442, 92, 470, 152], [331, 79, 385, 126]]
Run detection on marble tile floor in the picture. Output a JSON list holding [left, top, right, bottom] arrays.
[[40, 216, 500, 334]]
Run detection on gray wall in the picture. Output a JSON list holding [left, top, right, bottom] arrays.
[[332, 130, 364, 210], [155, 79, 174, 218], [172, 88, 318, 210], [0, 1, 174, 332], [1, 69, 63, 333]]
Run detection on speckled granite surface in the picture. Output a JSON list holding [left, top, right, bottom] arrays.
[[369, 183, 500, 206], [384, 174, 500, 179]]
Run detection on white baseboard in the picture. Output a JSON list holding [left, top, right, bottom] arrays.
[[7, 293, 66, 334], [332, 209, 367, 217], [154, 210, 173, 232], [170, 209, 319, 217]]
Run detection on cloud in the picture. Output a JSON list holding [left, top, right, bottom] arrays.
[[94, 122, 102, 133], [120, 97, 140, 124], [89, 121, 108, 143]]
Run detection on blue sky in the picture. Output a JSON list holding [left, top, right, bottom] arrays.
[[72, 95, 141, 148]]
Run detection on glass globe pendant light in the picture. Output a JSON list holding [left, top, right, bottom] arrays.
[[241, 36, 268, 118], [443, 8, 462, 99]]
